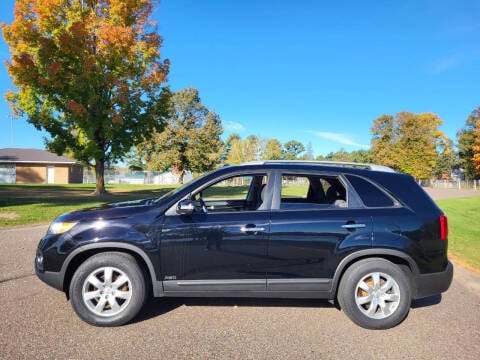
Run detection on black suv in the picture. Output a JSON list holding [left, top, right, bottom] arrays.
[[35, 161, 453, 329]]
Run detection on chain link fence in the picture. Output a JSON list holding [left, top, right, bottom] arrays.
[[83, 170, 193, 185], [419, 179, 479, 190]]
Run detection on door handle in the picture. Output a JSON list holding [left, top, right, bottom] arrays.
[[341, 223, 366, 229], [240, 226, 266, 233]]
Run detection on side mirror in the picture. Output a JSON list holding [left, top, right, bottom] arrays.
[[176, 199, 195, 215]]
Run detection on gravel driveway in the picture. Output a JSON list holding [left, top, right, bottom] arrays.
[[1, 189, 480, 359]]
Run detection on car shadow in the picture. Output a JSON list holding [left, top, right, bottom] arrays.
[[133, 294, 442, 324], [411, 294, 442, 308], [134, 297, 337, 324]]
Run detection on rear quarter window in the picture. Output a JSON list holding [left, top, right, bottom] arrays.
[[346, 175, 395, 207]]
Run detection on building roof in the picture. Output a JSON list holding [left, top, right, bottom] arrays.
[[0, 148, 79, 165]]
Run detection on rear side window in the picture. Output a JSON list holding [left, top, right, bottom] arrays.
[[281, 175, 309, 199], [346, 175, 395, 207], [280, 174, 347, 209]]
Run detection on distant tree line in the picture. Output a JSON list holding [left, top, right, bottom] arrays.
[[223, 136, 311, 164], [130, 104, 480, 183]]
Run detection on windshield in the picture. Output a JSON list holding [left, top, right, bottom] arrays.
[[153, 172, 209, 203]]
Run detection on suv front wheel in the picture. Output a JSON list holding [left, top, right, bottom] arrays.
[[69, 252, 147, 326], [338, 258, 411, 330]]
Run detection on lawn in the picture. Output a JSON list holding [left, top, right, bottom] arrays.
[[436, 197, 480, 272], [0, 184, 175, 226]]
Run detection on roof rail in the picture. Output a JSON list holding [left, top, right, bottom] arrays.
[[241, 160, 396, 173]]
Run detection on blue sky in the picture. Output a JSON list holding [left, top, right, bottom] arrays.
[[1, 0, 479, 157]]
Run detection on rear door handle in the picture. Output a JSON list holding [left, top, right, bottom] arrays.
[[341, 223, 366, 230]]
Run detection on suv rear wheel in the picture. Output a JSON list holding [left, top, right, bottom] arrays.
[[69, 252, 147, 326], [338, 258, 411, 330]]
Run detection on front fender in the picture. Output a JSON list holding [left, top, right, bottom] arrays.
[[59, 242, 163, 297]]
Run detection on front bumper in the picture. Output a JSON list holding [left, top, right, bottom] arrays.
[[35, 261, 63, 292], [412, 260, 454, 299]]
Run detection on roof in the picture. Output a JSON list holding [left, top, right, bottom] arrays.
[[241, 160, 396, 173], [0, 148, 79, 165]]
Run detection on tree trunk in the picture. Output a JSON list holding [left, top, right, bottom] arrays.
[[172, 160, 185, 184], [178, 169, 185, 184], [94, 159, 107, 195]]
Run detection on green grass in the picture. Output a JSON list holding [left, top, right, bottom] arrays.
[[0, 184, 175, 226], [281, 184, 309, 197], [436, 197, 480, 272]]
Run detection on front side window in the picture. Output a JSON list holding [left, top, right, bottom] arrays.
[[193, 174, 268, 212], [280, 174, 347, 209]]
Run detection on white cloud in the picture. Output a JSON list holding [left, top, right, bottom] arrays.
[[224, 120, 245, 132], [430, 55, 463, 73], [312, 131, 369, 148]]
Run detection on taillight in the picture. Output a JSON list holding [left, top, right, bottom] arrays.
[[440, 215, 448, 241]]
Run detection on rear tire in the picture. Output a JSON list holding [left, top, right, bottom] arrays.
[[338, 258, 411, 330], [69, 252, 147, 326]]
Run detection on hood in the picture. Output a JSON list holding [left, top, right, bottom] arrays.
[[54, 198, 160, 223], [98, 198, 155, 209]]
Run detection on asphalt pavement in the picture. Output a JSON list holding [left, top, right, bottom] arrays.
[[1, 220, 480, 359]]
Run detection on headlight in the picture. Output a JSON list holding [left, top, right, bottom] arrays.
[[48, 221, 77, 234]]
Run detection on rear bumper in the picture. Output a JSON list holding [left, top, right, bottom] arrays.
[[413, 260, 453, 299]]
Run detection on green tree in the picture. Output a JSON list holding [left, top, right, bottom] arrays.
[[282, 140, 305, 160], [371, 112, 447, 179], [225, 136, 244, 164], [306, 141, 314, 160], [245, 135, 261, 160], [316, 149, 372, 163], [2, 0, 169, 194], [433, 139, 456, 178], [324, 148, 351, 162], [225, 135, 261, 164], [371, 115, 398, 168], [138, 87, 223, 183], [457, 107, 479, 180], [221, 133, 241, 162], [125, 148, 146, 171], [350, 149, 373, 163], [261, 138, 283, 160]]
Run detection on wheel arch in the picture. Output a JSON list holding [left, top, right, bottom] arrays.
[[331, 249, 419, 298], [61, 243, 159, 299]]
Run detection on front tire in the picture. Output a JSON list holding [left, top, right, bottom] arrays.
[[338, 258, 411, 330], [69, 252, 147, 326]]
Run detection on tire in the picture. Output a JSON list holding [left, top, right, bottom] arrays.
[[69, 252, 147, 327], [338, 258, 411, 330]]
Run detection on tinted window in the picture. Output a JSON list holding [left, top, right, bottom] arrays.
[[281, 175, 309, 199], [280, 174, 347, 209], [194, 174, 268, 212], [201, 175, 254, 200], [346, 175, 394, 207]]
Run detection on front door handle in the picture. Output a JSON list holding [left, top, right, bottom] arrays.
[[240, 226, 266, 233], [341, 223, 366, 230]]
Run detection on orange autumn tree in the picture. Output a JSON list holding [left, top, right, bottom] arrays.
[[2, 0, 170, 194], [473, 116, 480, 177]]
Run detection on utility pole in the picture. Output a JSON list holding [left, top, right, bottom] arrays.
[[7, 113, 14, 146]]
